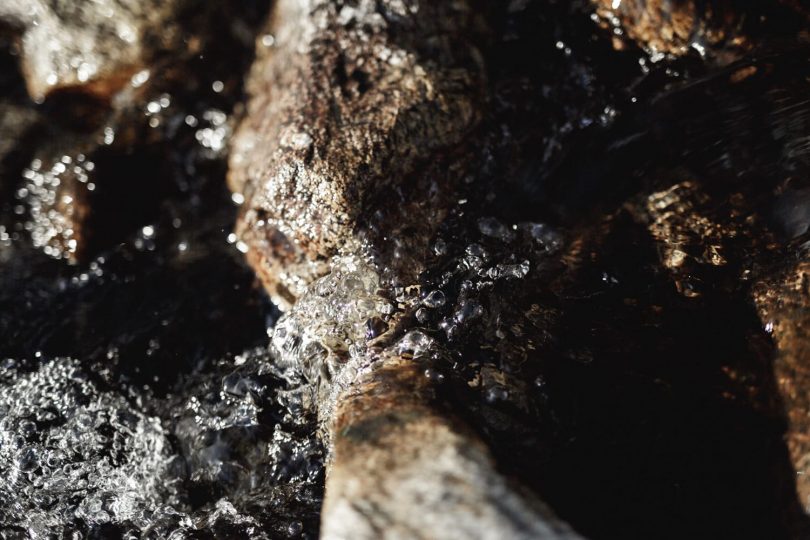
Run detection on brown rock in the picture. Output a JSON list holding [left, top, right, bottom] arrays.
[[592, 0, 743, 58], [322, 355, 581, 540], [269, 250, 582, 538], [591, 0, 809, 60], [16, 110, 170, 261], [753, 255, 810, 512], [0, 0, 189, 102], [228, 0, 487, 307]]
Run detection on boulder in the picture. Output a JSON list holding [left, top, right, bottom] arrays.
[[228, 0, 487, 307]]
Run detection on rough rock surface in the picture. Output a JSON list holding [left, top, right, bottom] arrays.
[[0, 0, 188, 101], [15, 124, 168, 261], [580, 49, 810, 525], [322, 356, 580, 540], [6, 0, 810, 537], [231, 4, 603, 534], [592, 0, 810, 61], [592, 0, 747, 58], [754, 253, 810, 512], [228, 0, 487, 307], [256, 26, 810, 539]]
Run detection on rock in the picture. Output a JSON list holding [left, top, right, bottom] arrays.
[[16, 128, 168, 261], [592, 0, 745, 58], [270, 253, 582, 539], [321, 356, 581, 540], [18, 143, 96, 260], [622, 116, 810, 523], [591, 0, 809, 61], [228, 0, 810, 536], [228, 0, 487, 307], [753, 253, 810, 512], [3, 1, 264, 262], [0, 0, 188, 102], [633, 180, 759, 298]]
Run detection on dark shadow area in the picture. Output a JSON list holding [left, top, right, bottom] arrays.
[[429, 2, 810, 538], [537, 213, 805, 539]]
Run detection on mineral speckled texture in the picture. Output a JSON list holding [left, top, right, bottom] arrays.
[[234, 1, 810, 538], [228, 0, 487, 307]]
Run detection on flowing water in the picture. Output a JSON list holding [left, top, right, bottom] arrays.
[[2, 1, 810, 539]]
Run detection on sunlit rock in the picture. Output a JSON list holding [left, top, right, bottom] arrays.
[[0, 0, 187, 101], [228, 0, 487, 308]]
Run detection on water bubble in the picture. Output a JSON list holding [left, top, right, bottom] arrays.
[[423, 290, 446, 308], [454, 300, 484, 323], [523, 223, 562, 252], [478, 217, 515, 243], [365, 317, 388, 340], [424, 368, 445, 383], [395, 330, 434, 357]]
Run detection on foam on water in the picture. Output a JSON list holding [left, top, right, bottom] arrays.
[[0, 347, 324, 538], [270, 256, 396, 428], [0, 357, 179, 537]]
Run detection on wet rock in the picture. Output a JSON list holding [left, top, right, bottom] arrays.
[[592, 58, 810, 518], [233, 1, 648, 536], [591, 0, 809, 61], [268, 250, 581, 538], [18, 146, 96, 261], [592, 0, 747, 59], [224, 2, 810, 534], [263, 228, 571, 535], [5, 1, 264, 262], [228, 0, 487, 307], [753, 251, 810, 512], [322, 356, 580, 540], [10, 0, 810, 535], [16, 121, 169, 261], [0, 0, 189, 102], [633, 180, 759, 298]]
